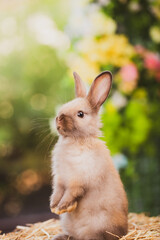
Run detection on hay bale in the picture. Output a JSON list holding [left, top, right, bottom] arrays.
[[0, 213, 160, 239]]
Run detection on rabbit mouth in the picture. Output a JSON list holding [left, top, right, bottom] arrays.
[[56, 124, 65, 132], [56, 122, 70, 136]]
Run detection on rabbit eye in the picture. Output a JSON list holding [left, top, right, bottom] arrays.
[[77, 111, 84, 118]]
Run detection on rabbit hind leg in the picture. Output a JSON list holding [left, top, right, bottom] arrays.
[[100, 226, 127, 240]]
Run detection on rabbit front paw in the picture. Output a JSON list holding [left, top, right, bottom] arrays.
[[50, 188, 65, 210], [50, 195, 60, 209], [51, 201, 77, 215]]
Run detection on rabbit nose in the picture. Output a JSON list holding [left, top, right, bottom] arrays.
[[58, 114, 65, 121]]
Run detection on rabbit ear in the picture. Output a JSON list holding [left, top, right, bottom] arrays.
[[87, 71, 112, 110], [73, 72, 87, 98]]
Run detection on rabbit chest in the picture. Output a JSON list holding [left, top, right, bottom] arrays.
[[52, 137, 107, 186]]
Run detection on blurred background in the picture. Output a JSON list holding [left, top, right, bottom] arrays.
[[0, 0, 160, 233]]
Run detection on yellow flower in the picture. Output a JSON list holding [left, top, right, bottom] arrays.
[[150, 26, 160, 43], [67, 33, 135, 84], [77, 34, 135, 68]]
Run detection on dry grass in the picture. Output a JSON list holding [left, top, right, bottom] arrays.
[[0, 213, 160, 240]]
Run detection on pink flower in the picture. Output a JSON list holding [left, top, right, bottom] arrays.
[[134, 44, 146, 56], [144, 52, 160, 71], [120, 63, 139, 82], [119, 63, 139, 93]]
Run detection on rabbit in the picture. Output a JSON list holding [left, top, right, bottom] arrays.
[[50, 71, 128, 240]]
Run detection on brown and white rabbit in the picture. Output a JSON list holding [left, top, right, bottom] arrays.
[[50, 71, 128, 240]]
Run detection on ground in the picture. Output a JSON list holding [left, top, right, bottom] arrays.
[[0, 213, 160, 240]]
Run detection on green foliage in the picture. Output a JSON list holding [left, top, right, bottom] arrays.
[[102, 97, 151, 154]]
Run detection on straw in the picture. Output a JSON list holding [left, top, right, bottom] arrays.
[[0, 213, 159, 240]]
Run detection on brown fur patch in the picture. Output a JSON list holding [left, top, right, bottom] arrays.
[[107, 211, 128, 239], [62, 115, 74, 131], [57, 114, 75, 135]]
